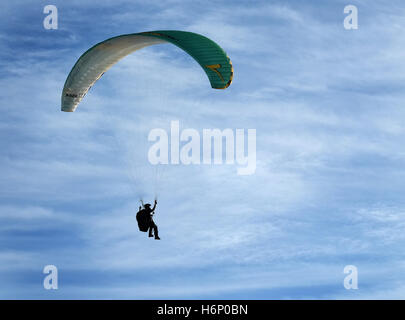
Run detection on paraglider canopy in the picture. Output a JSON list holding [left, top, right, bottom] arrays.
[[61, 30, 233, 112]]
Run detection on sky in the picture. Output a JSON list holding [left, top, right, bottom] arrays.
[[1, 0, 405, 299]]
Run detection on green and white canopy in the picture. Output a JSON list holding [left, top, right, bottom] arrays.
[[61, 30, 233, 112]]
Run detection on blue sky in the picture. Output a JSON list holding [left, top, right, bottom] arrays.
[[1, 0, 405, 299]]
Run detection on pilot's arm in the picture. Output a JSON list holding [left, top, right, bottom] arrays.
[[151, 199, 157, 212]]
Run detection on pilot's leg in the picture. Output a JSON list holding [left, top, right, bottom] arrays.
[[151, 221, 160, 240]]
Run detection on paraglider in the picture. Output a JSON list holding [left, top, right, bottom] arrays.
[[60, 30, 233, 239], [61, 30, 233, 112], [136, 200, 159, 240]]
